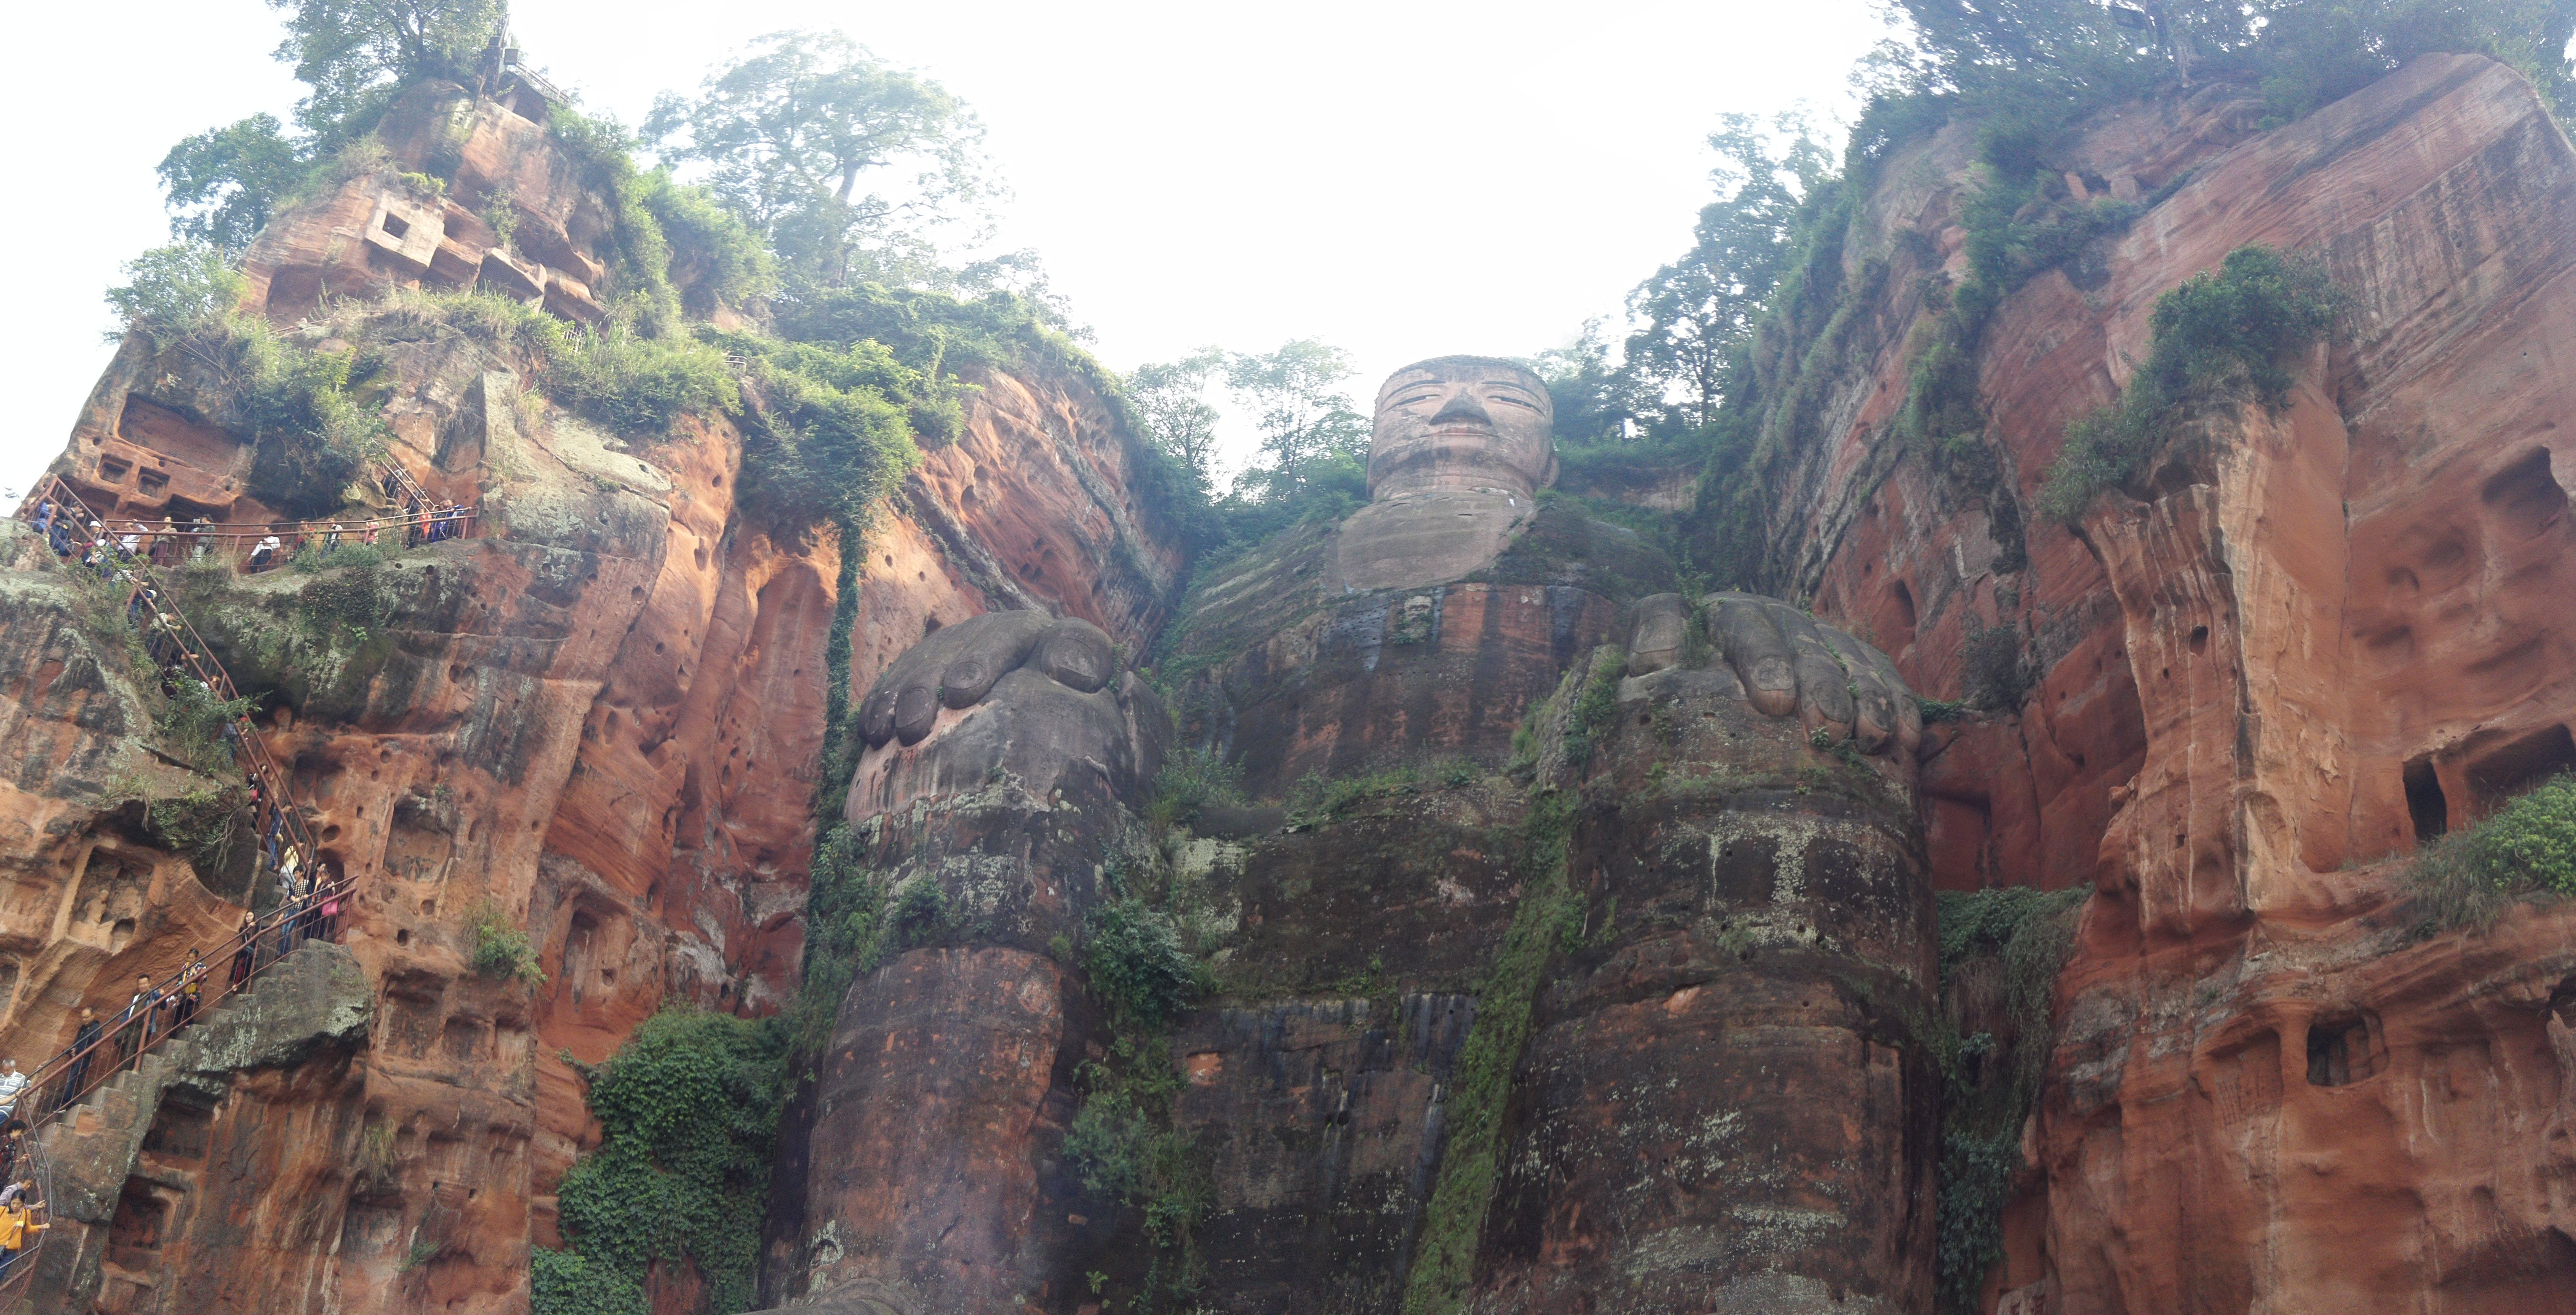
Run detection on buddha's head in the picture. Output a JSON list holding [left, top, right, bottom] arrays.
[[1369, 356, 1555, 500]]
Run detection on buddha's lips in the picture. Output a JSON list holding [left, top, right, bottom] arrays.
[[1426, 424, 1497, 439]]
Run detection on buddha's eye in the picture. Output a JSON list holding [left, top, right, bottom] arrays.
[[1397, 393, 1439, 407], [1488, 394, 1538, 411]]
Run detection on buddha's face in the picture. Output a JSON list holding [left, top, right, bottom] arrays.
[[1369, 359, 1555, 499]]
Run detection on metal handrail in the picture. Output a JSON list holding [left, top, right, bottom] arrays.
[[11, 473, 381, 1129], [44, 454, 475, 567], [18, 874, 351, 1128], [0, 1109, 55, 1295]]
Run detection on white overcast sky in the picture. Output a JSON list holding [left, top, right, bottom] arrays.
[[1, 0, 1885, 496]]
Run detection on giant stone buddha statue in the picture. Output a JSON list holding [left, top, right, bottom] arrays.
[[1333, 356, 1560, 590], [761, 353, 1938, 1315]]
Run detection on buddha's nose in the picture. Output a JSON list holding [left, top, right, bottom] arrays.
[[1428, 388, 1493, 427]]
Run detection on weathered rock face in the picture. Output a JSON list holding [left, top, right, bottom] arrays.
[[746, 340, 1940, 1315], [34, 943, 374, 1315], [757, 607, 1170, 1308], [20, 39, 2576, 1315], [1731, 51, 2576, 1314], [3, 71, 1184, 1315], [1469, 600, 1936, 1315]]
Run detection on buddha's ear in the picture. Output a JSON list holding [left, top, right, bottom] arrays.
[[1537, 449, 1558, 490]]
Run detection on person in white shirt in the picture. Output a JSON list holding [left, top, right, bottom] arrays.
[[0, 1060, 26, 1120]]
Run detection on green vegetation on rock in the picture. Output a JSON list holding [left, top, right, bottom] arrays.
[[1401, 787, 1581, 1315], [2404, 774, 2576, 930], [465, 899, 544, 985], [2036, 244, 2339, 521], [541, 1008, 792, 1315], [1931, 885, 2085, 1313]]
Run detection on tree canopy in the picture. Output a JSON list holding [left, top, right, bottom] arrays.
[[645, 30, 993, 291], [267, 0, 505, 140], [1622, 112, 1832, 438]]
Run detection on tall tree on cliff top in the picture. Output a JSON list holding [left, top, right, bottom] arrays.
[[1219, 340, 1370, 506], [161, 0, 504, 253], [1126, 350, 1228, 501], [645, 30, 995, 291], [268, 0, 506, 137], [1623, 112, 1831, 437]]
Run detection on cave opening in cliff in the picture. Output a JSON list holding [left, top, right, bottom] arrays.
[[2405, 756, 2449, 842], [105, 1179, 173, 1269], [2306, 1013, 2384, 1087], [2480, 445, 2569, 539], [2465, 723, 2576, 816], [142, 1097, 215, 1164]]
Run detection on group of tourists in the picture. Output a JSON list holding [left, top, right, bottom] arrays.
[[31, 485, 473, 581], [3, 483, 390, 1281], [27, 857, 344, 1125], [0, 1077, 46, 1280]]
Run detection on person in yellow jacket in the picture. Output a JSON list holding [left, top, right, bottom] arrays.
[[0, 1191, 46, 1279]]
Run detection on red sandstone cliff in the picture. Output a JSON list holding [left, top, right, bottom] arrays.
[[0, 75, 1182, 1315], [1755, 53, 2576, 1311], [12, 42, 2576, 1315]]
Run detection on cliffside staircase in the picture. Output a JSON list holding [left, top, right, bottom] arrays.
[[0, 458, 481, 1297], [39, 941, 346, 1143]]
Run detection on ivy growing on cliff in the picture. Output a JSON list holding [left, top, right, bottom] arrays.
[[1401, 656, 1606, 1315], [1931, 885, 2085, 1313], [540, 1008, 792, 1315]]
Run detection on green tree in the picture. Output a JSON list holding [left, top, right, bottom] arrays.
[[1532, 320, 1642, 448], [158, 114, 307, 255], [2247, 0, 2576, 122], [266, 0, 506, 141], [1125, 351, 1226, 496], [154, 0, 504, 257], [1623, 112, 1831, 435], [645, 30, 992, 290], [1220, 339, 1368, 504], [104, 243, 247, 347]]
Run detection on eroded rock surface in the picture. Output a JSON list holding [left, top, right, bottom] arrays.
[[1, 67, 1184, 1315], [1729, 50, 2576, 1313]]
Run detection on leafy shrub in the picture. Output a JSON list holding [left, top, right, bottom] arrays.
[[1148, 747, 1244, 829], [547, 325, 740, 435], [1283, 756, 1479, 824], [1083, 898, 1201, 1025], [156, 679, 254, 770], [467, 899, 544, 984], [889, 876, 947, 949], [1932, 884, 2084, 1313], [105, 242, 245, 347], [1062, 1033, 1211, 1303], [146, 783, 251, 885], [552, 1008, 790, 1314], [531, 1247, 648, 1315], [786, 823, 888, 1052], [223, 319, 389, 517], [2037, 246, 2338, 522], [369, 287, 566, 359], [1062, 1085, 1153, 1198], [640, 172, 774, 315], [2405, 774, 2576, 930], [289, 541, 387, 573], [717, 334, 932, 532]]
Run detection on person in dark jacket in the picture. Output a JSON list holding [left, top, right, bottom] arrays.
[[53, 1008, 101, 1112]]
